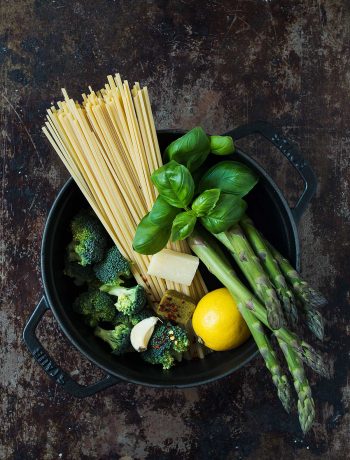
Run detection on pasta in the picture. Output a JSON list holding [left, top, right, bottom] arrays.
[[43, 74, 207, 303]]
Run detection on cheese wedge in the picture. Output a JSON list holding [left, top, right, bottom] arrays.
[[147, 249, 200, 286]]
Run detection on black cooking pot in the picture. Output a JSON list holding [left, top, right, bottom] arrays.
[[23, 121, 317, 397]]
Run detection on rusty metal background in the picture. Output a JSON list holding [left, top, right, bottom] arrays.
[[1, 0, 349, 458]]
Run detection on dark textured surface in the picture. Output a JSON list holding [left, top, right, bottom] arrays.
[[1, 0, 349, 458]]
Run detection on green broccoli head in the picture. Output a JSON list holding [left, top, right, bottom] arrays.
[[94, 324, 131, 355], [108, 285, 147, 315], [73, 290, 116, 327], [128, 308, 153, 326], [94, 246, 131, 290], [114, 308, 153, 328], [69, 210, 108, 266], [141, 322, 189, 370], [64, 258, 96, 286]]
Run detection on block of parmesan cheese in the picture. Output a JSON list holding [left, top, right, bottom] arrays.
[[147, 249, 200, 286]]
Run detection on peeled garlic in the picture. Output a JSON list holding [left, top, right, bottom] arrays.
[[130, 316, 159, 352]]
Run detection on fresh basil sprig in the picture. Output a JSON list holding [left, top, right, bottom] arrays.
[[198, 161, 258, 197], [133, 129, 259, 255], [163, 127, 210, 172], [151, 160, 195, 208], [133, 214, 171, 255], [210, 135, 235, 156], [171, 211, 197, 242], [148, 196, 181, 226], [200, 194, 247, 234], [192, 189, 221, 217]]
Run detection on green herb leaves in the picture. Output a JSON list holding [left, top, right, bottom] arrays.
[[133, 127, 259, 255], [148, 196, 181, 226], [198, 161, 258, 197], [201, 194, 247, 234], [163, 127, 210, 172], [210, 135, 235, 156], [171, 211, 197, 242], [192, 189, 221, 217], [151, 161, 194, 208], [133, 214, 171, 255]]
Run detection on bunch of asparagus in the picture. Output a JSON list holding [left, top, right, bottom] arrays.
[[188, 220, 328, 434]]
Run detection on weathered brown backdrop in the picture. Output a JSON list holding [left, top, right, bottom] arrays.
[[1, 0, 349, 458]]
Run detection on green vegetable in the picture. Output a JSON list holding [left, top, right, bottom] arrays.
[[108, 285, 147, 315], [188, 228, 329, 433], [240, 215, 298, 327], [68, 210, 108, 266], [128, 309, 154, 326], [200, 194, 247, 234], [94, 246, 131, 291], [268, 242, 327, 310], [215, 225, 285, 330], [198, 161, 258, 197], [188, 228, 330, 378], [163, 127, 210, 172], [151, 160, 195, 208], [171, 211, 197, 242], [148, 196, 181, 226], [115, 308, 154, 327], [192, 188, 221, 217], [210, 135, 235, 156], [141, 322, 189, 369], [94, 324, 131, 355], [238, 304, 292, 413], [133, 213, 171, 255], [64, 258, 96, 286], [73, 290, 116, 327], [267, 241, 326, 340], [278, 338, 315, 433]]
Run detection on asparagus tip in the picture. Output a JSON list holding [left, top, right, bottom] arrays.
[[308, 289, 327, 309]]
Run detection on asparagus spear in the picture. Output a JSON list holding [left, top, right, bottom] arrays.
[[300, 301, 325, 341], [277, 338, 315, 433], [267, 241, 326, 340], [237, 303, 292, 413], [188, 228, 330, 378], [215, 225, 285, 330], [240, 215, 298, 327], [268, 242, 327, 309]]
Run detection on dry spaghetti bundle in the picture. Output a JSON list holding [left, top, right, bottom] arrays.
[[42, 74, 207, 302]]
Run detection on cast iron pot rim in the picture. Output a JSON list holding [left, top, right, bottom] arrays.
[[40, 141, 299, 389]]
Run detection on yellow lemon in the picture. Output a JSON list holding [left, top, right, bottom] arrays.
[[192, 288, 250, 351]]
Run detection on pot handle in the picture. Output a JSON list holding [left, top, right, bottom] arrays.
[[23, 297, 120, 398], [225, 121, 317, 223]]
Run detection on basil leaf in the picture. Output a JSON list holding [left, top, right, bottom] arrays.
[[192, 189, 221, 217], [133, 214, 170, 255], [171, 211, 197, 242], [200, 194, 247, 234], [210, 135, 235, 155], [151, 160, 195, 208], [198, 161, 258, 197], [149, 196, 181, 226], [164, 127, 210, 172]]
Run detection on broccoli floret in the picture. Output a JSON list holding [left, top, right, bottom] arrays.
[[94, 324, 131, 355], [114, 308, 153, 328], [129, 308, 153, 326], [114, 312, 132, 326], [68, 210, 108, 266], [64, 258, 96, 286], [108, 285, 146, 315], [94, 246, 131, 290], [141, 322, 189, 370], [73, 290, 116, 327]]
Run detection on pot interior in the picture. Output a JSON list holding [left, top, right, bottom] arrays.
[[42, 132, 298, 387]]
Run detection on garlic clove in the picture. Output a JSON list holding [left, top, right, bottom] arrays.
[[130, 316, 159, 352]]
